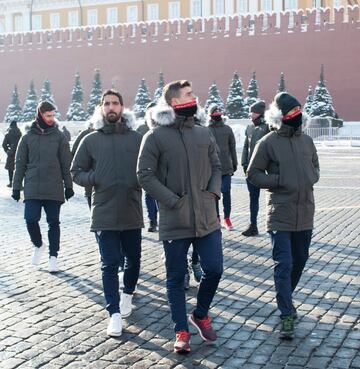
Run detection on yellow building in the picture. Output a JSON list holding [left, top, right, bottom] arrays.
[[0, 0, 351, 33]]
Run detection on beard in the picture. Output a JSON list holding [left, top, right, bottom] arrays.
[[105, 111, 121, 123]]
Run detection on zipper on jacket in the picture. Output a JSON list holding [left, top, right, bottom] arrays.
[[289, 136, 301, 230]]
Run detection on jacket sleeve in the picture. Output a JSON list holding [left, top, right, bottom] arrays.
[[206, 132, 222, 197], [312, 141, 320, 184], [247, 140, 280, 190], [137, 132, 180, 208], [59, 135, 73, 189], [2, 134, 9, 153], [229, 128, 238, 167], [12, 136, 28, 191], [71, 132, 85, 157], [241, 126, 249, 167], [71, 137, 96, 188]]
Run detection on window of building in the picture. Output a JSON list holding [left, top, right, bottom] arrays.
[[14, 14, 24, 32], [169, 2, 181, 19], [285, 0, 298, 10], [313, 0, 321, 7], [191, 0, 202, 17], [87, 9, 98, 26], [68, 11, 79, 27], [237, 0, 248, 13], [127, 6, 138, 23], [32, 14, 42, 30], [333, 0, 342, 7], [261, 0, 272, 11], [50, 13, 60, 29], [147, 4, 159, 21], [249, 1, 258, 12], [214, 0, 224, 15], [107, 8, 118, 24]]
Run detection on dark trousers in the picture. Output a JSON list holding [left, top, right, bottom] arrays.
[[145, 192, 158, 221], [246, 179, 260, 225], [8, 169, 13, 184], [24, 199, 62, 257], [98, 229, 142, 316], [163, 229, 223, 332], [191, 247, 199, 265], [216, 174, 231, 219], [270, 230, 312, 317]]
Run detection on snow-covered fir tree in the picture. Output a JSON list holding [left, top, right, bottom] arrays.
[[310, 65, 336, 118], [154, 72, 165, 103], [303, 86, 313, 115], [133, 79, 151, 118], [4, 85, 22, 123], [204, 82, 225, 114], [39, 79, 61, 119], [87, 69, 102, 117], [277, 72, 286, 93], [22, 80, 38, 122], [66, 72, 88, 121], [226, 72, 246, 119], [243, 72, 260, 118]]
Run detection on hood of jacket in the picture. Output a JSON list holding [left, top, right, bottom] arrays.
[[151, 98, 205, 128], [265, 101, 310, 136], [91, 105, 136, 131]]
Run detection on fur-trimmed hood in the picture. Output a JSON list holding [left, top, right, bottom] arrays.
[[265, 101, 310, 132], [91, 105, 136, 130], [150, 98, 206, 128]]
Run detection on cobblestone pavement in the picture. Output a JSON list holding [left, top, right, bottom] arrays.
[[0, 147, 359, 369]]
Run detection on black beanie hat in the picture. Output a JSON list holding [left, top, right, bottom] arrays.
[[275, 92, 301, 116], [250, 100, 266, 115]]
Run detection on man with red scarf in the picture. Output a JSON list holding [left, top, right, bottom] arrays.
[[137, 80, 223, 354], [12, 101, 73, 273]]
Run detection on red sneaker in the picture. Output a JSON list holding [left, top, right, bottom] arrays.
[[174, 330, 191, 353], [189, 313, 217, 342], [224, 218, 233, 231]]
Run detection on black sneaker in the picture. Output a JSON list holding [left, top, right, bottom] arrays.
[[280, 316, 294, 340], [241, 224, 259, 237], [148, 220, 157, 232], [292, 303, 298, 320]]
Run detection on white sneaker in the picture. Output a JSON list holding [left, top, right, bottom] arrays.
[[120, 293, 133, 318], [48, 256, 58, 273], [31, 243, 47, 265], [119, 270, 124, 289], [106, 313, 122, 337]]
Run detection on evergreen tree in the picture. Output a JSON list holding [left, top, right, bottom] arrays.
[[277, 72, 286, 93], [22, 80, 38, 122], [87, 69, 102, 117], [304, 86, 313, 115], [204, 82, 225, 114], [4, 85, 22, 123], [226, 72, 246, 119], [66, 72, 88, 121], [39, 79, 61, 119], [310, 65, 336, 118], [243, 72, 260, 118], [154, 72, 165, 103], [133, 79, 151, 118]]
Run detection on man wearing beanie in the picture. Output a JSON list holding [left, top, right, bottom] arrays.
[[137, 80, 223, 353], [207, 104, 238, 231], [247, 92, 319, 339], [241, 100, 269, 236], [71, 90, 143, 337], [12, 101, 74, 273]]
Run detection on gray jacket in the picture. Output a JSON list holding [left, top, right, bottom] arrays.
[[13, 122, 72, 202], [71, 111, 144, 231], [137, 104, 222, 241], [247, 114, 319, 232], [208, 118, 237, 176], [241, 117, 269, 168]]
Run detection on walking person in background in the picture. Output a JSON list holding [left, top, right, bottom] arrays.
[[241, 100, 269, 236], [2, 120, 22, 188], [71, 89, 143, 337], [138, 80, 223, 353], [247, 92, 319, 339], [136, 102, 158, 232], [207, 104, 238, 231], [12, 101, 74, 272]]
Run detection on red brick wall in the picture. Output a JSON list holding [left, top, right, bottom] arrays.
[[1, 6, 359, 121]]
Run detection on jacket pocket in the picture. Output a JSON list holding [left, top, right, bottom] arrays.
[[161, 194, 190, 230], [201, 190, 218, 226]]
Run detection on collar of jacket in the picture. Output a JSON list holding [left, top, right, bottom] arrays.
[[93, 109, 136, 131], [208, 118, 225, 127], [30, 121, 58, 135], [100, 120, 130, 134], [172, 115, 195, 131], [276, 123, 302, 137]]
